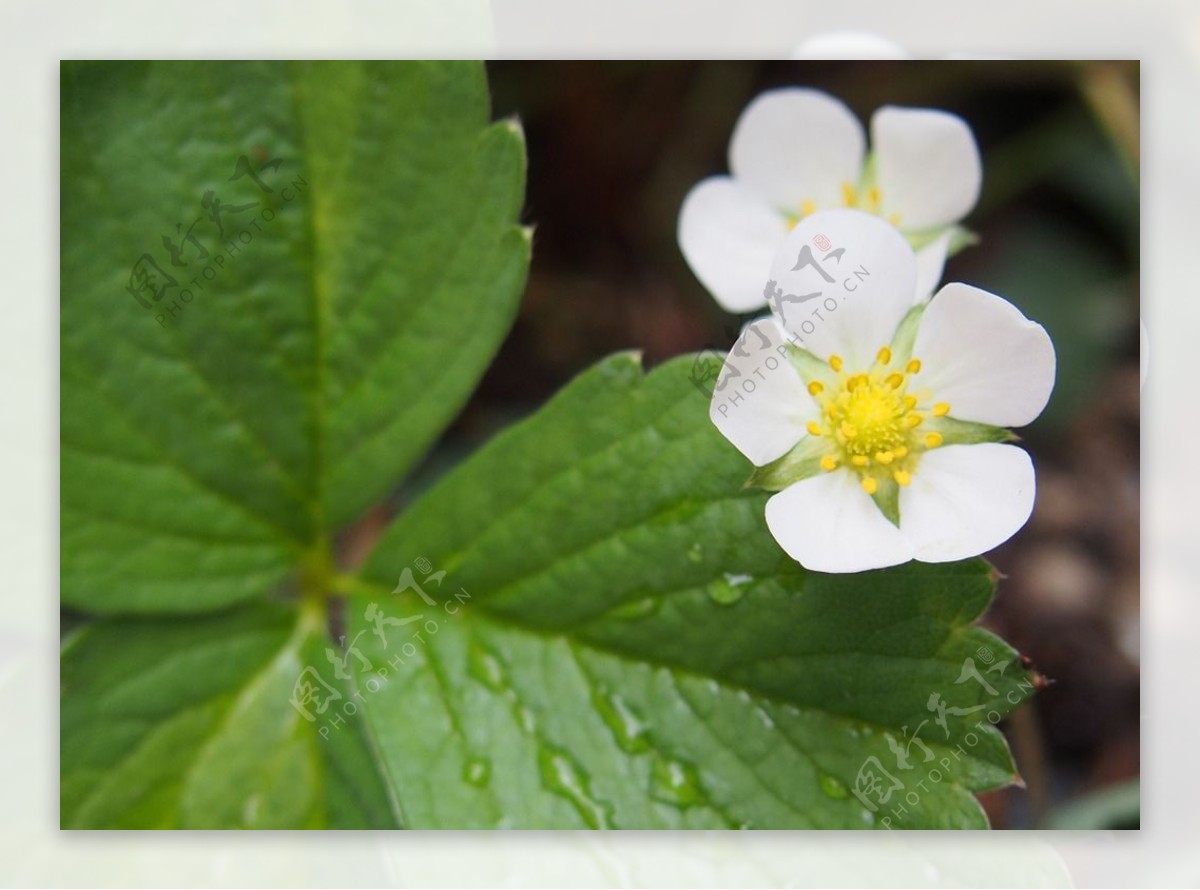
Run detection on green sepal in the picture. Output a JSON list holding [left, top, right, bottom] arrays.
[[870, 475, 901, 527], [945, 225, 980, 257], [927, 416, 1018, 446], [906, 223, 979, 256], [889, 302, 928, 365], [785, 342, 837, 385], [745, 434, 831, 492]]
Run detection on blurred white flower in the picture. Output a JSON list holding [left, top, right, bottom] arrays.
[[678, 87, 982, 313], [710, 210, 1054, 573]]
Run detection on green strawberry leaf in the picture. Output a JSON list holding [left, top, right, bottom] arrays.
[[60, 60, 528, 613], [341, 353, 1034, 829], [60, 603, 398, 828]]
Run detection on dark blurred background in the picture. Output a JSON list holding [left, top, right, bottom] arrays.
[[395, 61, 1141, 829]]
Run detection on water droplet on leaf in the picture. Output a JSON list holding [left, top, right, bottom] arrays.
[[516, 705, 537, 734], [538, 745, 613, 829], [707, 573, 752, 605], [592, 689, 649, 754], [463, 757, 491, 787], [650, 755, 705, 809], [467, 644, 506, 692], [819, 772, 849, 800], [608, 597, 659, 620]]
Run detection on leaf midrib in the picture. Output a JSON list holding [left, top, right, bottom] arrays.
[[289, 66, 333, 546]]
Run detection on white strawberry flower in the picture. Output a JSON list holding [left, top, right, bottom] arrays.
[[679, 87, 982, 313], [710, 210, 1055, 573]]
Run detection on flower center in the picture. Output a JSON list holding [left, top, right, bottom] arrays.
[[806, 347, 949, 494], [786, 182, 900, 230]]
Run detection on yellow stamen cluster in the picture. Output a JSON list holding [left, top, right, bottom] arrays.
[[841, 182, 883, 214], [789, 182, 900, 227], [805, 346, 949, 494]]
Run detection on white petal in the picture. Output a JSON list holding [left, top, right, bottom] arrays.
[[913, 230, 952, 302], [871, 106, 982, 231], [791, 32, 912, 60], [710, 317, 815, 466], [900, 444, 1036, 563], [767, 209, 917, 370], [730, 88, 865, 212], [678, 177, 789, 313], [766, 470, 913, 572], [911, 283, 1056, 427]]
